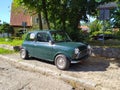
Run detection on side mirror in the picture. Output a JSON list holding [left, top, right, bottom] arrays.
[[49, 40, 54, 45]]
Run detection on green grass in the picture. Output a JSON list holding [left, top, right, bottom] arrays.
[[0, 48, 15, 54], [0, 38, 23, 46]]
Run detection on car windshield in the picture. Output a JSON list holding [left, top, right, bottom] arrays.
[[50, 31, 72, 42]]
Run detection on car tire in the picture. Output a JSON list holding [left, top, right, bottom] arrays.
[[55, 54, 70, 70], [20, 48, 29, 59]]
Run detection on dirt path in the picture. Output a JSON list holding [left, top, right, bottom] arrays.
[[0, 57, 72, 90]]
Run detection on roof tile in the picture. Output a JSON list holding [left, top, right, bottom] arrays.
[[10, 4, 32, 27]]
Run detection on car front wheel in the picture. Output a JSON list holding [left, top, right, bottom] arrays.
[[20, 48, 29, 59], [55, 54, 70, 70]]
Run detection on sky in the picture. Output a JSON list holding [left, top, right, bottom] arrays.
[[0, 0, 13, 24]]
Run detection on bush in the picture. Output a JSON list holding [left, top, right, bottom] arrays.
[[114, 30, 120, 40], [0, 38, 13, 42], [22, 33, 27, 40], [66, 28, 90, 42], [0, 38, 5, 42]]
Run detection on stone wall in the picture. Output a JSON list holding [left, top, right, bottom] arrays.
[[91, 46, 120, 58]]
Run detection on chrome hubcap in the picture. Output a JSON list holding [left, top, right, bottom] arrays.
[[57, 57, 65, 68], [21, 50, 25, 58]]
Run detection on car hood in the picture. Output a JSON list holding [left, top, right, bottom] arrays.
[[55, 42, 87, 50]]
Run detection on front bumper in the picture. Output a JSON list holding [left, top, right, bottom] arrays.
[[71, 54, 89, 64]]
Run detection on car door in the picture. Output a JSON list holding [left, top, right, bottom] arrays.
[[23, 32, 36, 56], [33, 32, 54, 61]]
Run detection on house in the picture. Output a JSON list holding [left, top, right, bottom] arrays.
[[10, 3, 47, 35], [10, 3, 32, 32]]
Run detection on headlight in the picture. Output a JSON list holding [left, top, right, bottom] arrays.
[[87, 45, 91, 49], [75, 48, 79, 54]]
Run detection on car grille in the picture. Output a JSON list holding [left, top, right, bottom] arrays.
[[80, 49, 88, 55], [78, 45, 87, 51], [74, 49, 88, 59]]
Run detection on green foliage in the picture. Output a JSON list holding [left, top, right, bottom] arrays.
[[0, 38, 23, 46], [91, 30, 112, 36], [0, 48, 14, 54], [13, 0, 48, 29], [89, 19, 113, 41], [111, 1, 120, 28], [114, 29, 120, 40], [13, 0, 117, 41], [0, 22, 14, 37], [22, 33, 27, 40], [92, 31, 102, 36], [67, 29, 81, 42], [89, 20, 102, 34], [104, 30, 113, 34]]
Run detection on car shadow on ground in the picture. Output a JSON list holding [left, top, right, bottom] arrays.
[[68, 57, 110, 72], [26, 57, 110, 72]]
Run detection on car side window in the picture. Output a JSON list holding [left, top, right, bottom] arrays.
[[37, 32, 50, 42]]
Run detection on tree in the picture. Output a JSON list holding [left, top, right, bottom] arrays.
[[14, 0, 42, 29], [13, 0, 116, 41], [0, 22, 14, 37], [13, 0, 51, 30], [111, 2, 120, 28], [89, 19, 102, 34]]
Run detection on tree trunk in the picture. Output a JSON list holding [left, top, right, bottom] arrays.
[[62, 6, 66, 30], [62, 19, 66, 30], [61, 3, 69, 31], [38, 12, 43, 30], [42, 0, 50, 29]]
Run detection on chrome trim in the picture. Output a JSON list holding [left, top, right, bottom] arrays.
[[71, 60, 82, 64]]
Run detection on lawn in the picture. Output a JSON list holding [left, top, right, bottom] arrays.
[[0, 38, 23, 46], [0, 48, 15, 54]]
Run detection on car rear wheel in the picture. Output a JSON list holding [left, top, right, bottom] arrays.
[[55, 54, 70, 70], [20, 49, 29, 59]]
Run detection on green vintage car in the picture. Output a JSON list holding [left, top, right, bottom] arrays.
[[20, 30, 91, 70]]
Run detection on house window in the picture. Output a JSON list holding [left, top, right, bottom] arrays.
[[42, 18, 47, 24], [22, 22, 27, 27], [35, 17, 39, 24]]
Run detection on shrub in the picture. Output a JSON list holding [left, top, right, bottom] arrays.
[[114, 30, 120, 40]]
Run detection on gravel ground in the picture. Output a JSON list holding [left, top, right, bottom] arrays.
[[1, 53, 120, 90], [0, 57, 72, 90]]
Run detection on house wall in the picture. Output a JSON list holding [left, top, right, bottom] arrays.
[[10, 3, 48, 33], [32, 14, 48, 29]]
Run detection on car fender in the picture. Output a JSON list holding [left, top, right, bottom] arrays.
[[53, 51, 71, 62]]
